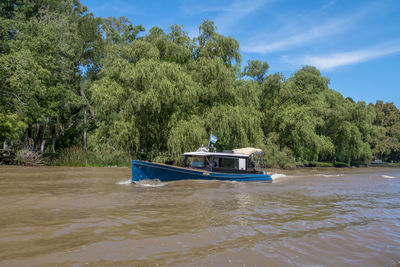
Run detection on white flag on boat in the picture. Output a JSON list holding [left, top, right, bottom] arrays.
[[210, 134, 218, 144]]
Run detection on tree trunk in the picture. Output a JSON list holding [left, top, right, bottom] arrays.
[[36, 123, 46, 152], [3, 140, 8, 151], [24, 128, 29, 150], [51, 124, 56, 153], [40, 140, 46, 153], [79, 86, 97, 124], [24, 127, 33, 151], [83, 110, 87, 152]]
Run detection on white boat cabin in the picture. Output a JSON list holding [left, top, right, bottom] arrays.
[[182, 147, 264, 174]]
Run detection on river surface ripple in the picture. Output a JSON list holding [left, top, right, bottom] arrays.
[[0, 166, 399, 266]]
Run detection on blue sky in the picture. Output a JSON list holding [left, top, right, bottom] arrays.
[[81, 0, 400, 107]]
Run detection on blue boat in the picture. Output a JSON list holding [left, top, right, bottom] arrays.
[[131, 147, 272, 182]]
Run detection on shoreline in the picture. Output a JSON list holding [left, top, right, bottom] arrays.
[[2, 149, 399, 169], [1, 163, 398, 169]]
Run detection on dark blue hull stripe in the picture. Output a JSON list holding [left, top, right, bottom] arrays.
[[131, 160, 272, 182]]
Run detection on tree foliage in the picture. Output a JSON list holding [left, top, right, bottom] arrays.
[[1, 0, 399, 168], [369, 101, 400, 162]]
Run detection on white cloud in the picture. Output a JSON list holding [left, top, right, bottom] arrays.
[[213, 0, 270, 33], [242, 14, 355, 54], [182, 5, 231, 15], [182, 0, 270, 35], [240, 3, 374, 54], [242, 18, 349, 54], [291, 42, 400, 70]]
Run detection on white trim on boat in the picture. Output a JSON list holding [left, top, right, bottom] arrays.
[[183, 151, 249, 157]]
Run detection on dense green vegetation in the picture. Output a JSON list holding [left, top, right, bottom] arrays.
[[1, 0, 399, 167]]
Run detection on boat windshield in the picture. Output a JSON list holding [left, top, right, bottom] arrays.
[[188, 156, 207, 168]]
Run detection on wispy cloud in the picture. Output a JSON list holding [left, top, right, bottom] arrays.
[[182, 0, 271, 35], [290, 41, 400, 70], [241, 4, 372, 54], [213, 0, 270, 33], [92, 0, 146, 17], [242, 18, 349, 54], [182, 5, 231, 16]]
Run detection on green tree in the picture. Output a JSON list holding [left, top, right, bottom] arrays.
[[196, 20, 241, 70], [2, 3, 397, 168], [101, 16, 144, 44], [369, 101, 400, 161], [242, 59, 269, 83], [0, 0, 102, 152]]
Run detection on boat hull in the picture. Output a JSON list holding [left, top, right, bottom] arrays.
[[131, 160, 272, 182]]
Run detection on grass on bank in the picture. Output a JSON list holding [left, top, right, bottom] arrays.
[[4, 147, 399, 168], [50, 147, 131, 167], [307, 161, 350, 167], [388, 162, 400, 167]]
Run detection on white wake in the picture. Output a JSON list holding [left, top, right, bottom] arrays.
[[269, 173, 288, 180], [320, 174, 344, 177], [135, 179, 166, 187], [116, 179, 132, 185], [381, 175, 398, 179]]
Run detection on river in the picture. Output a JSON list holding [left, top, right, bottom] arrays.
[[0, 166, 399, 266]]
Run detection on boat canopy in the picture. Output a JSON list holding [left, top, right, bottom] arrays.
[[232, 147, 262, 156], [183, 147, 263, 158], [183, 151, 249, 157]]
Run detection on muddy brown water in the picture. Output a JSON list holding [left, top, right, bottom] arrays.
[[0, 166, 399, 266]]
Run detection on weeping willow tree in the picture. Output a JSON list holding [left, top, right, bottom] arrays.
[[89, 18, 392, 166], [91, 20, 256, 161], [2, 0, 399, 167]]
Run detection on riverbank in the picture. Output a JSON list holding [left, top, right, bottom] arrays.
[[2, 150, 399, 170], [0, 148, 131, 167]]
